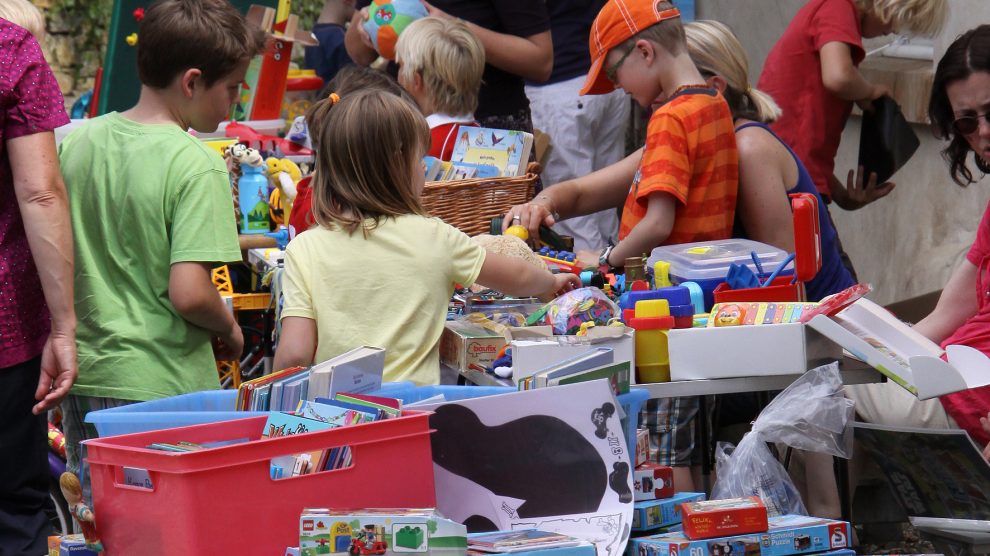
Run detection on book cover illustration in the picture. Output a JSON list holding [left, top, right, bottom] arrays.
[[450, 127, 532, 177]]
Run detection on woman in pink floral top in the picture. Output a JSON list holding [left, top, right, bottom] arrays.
[[0, 13, 77, 554]]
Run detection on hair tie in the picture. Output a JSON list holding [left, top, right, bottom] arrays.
[[328, 92, 340, 105]]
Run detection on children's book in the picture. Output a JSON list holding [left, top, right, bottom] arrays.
[[307, 346, 385, 402], [295, 400, 370, 427], [468, 529, 579, 552], [517, 347, 614, 390], [450, 127, 534, 177], [237, 365, 308, 411], [334, 393, 402, 418], [261, 412, 337, 476], [853, 422, 990, 529], [548, 360, 631, 395], [807, 298, 990, 399]]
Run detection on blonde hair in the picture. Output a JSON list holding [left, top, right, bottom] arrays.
[[857, 0, 946, 37], [0, 0, 45, 38], [616, 2, 686, 57], [307, 89, 431, 235], [685, 20, 781, 124], [395, 16, 485, 116], [59, 472, 82, 497]]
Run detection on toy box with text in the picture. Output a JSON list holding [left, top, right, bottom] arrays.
[[681, 497, 768, 540], [300, 508, 467, 556], [440, 320, 507, 371], [57, 535, 98, 556], [635, 462, 674, 501], [635, 515, 851, 556], [633, 492, 706, 531], [509, 326, 636, 384], [628, 524, 684, 556]]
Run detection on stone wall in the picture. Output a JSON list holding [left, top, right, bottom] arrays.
[[31, 0, 107, 108]]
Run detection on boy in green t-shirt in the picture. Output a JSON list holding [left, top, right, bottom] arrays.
[[57, 0, 266, 501]]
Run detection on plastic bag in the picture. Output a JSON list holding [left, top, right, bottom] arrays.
[[526, 287, 620, 335], [711, 362, 855, 515]]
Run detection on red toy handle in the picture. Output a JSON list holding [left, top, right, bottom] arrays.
[[790, 193, 821, 283]]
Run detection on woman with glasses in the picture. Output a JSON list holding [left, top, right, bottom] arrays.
[[846, 25, 990, 456]]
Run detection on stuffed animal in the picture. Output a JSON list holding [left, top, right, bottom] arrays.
[[363, 0, 427, 60], [469, 234, 547, 292], [224, 143, 263, 167], [265, 158, 302, 226]]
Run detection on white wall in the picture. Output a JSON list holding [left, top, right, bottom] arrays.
[[698, 0, 990, 305]]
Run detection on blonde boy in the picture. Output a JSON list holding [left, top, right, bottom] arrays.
[[395, 16, 485, 160]]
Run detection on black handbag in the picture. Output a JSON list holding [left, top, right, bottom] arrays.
[[857, 96, 920, 184]]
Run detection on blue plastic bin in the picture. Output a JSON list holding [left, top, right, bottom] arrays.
[[85, 389, 267, 438], [371, 383, 650, 460]]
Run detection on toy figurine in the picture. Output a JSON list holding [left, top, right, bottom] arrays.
[[265, 157, 302, 226], [59, 472, 104, 553], [714, 304, 746, 327], [224, 143, 264, 167]]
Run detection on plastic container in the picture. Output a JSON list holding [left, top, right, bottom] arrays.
[[626, 300, 674, 383], [238, 163, 270, 234], [712, 275, 807, 304], [85, 390, 268, 438], [86, 411, 435, 556], [646, 239, 794, 310], [370, 383, 651, 463]]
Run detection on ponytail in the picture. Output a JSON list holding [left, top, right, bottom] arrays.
[[745, 87, 782, 124]]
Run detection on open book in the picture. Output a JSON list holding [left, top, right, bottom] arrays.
[[853, 422, 990, 530], [807, 298, 990, 399]]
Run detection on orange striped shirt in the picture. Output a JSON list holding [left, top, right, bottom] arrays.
[[618, 89, 738, 246]]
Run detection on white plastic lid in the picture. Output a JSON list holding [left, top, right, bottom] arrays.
[[646, 239, 794, 282]]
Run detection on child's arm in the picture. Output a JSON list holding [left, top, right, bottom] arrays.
[[475, 253, 581, 301], [169, 262, 244, 360], [422, 1, 552, 82], [504, 147, 643, 237], [605, 192, 676, 265], [273, 317, 318, 371], [820, 42, 891, 107], [912, 258, 980, 346]]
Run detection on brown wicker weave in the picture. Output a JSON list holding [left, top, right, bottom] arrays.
[[421, 173, 537, 236]]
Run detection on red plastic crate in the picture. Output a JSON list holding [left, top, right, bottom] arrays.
[[712, 275, 806, 304], [85, 411, 435, 555]]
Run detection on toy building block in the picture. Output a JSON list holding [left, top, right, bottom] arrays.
[[395, 526, 424, 549]]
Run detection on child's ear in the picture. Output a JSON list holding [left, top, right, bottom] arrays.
[[708, 75, 728, 94], [179, 68, 203, 98]]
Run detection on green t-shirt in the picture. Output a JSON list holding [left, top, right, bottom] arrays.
[[59, 112, 242, 401]]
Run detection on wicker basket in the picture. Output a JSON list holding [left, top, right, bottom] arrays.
[[421, 173, 537, 236]]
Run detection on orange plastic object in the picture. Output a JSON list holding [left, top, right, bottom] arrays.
[[87, 411, 436, 555], [232, 292, 271, 311], [286, 75, 323, 92], [790, 193, 822, 282], [712, 276, 806, 304]]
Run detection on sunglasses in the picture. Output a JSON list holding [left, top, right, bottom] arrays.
[[952, 112, 990, 136], [605, 44, 636, 84]]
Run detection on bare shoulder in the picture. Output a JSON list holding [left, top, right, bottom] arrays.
[[735, 125, 791, 166]]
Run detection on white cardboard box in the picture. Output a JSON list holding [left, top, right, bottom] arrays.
[[807, 298, 990, 399], [510, 326, 636, 385], [668, 322, 842, 380]]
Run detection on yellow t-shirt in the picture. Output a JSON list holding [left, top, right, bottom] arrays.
[[281, 214, 486, 385]]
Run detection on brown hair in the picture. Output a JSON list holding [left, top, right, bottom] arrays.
[[309, 66, 411, 150], [307, 89, 431, 235], [137, 0, 266, 89], [617, 1, 686, 56], [59, 472, 81, 497]]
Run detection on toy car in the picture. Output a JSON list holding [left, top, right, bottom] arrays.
[[349, 538, 388, 556]]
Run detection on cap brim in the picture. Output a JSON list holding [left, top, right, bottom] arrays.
[[580, 55, 615, 96]]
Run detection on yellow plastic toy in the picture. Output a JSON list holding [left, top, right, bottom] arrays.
[[627, 299, 674, 383], [265, 158, 301, 226], [504, 224, 529, 241]]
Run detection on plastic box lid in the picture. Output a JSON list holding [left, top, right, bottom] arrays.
[[646, 239, 793, 282]]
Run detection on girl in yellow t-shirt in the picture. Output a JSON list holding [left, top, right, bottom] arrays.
[[273, 90, 579, 384]]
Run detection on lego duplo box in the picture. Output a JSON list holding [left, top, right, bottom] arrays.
[[681, 497, 768, 540], [635, 515, 851, 556], [439, 320, 507, 371], [634, 462, 674, 501], [632, 492, 706, 531], [300, 508, 467, 556]]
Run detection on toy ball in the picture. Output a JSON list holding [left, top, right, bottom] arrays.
[[504, 224, 529, 241], [363, 0, 428, 60]]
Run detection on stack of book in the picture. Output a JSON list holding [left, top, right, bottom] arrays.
[[424, 126, 534, 181], [235, 346, 385, 411], [516, 347, 630, 395], [468, 530, 585, 554]]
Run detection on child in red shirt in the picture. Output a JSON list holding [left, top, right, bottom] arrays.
[[395, 17, 486, 160]]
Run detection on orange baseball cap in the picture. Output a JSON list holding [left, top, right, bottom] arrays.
[[580, 1, 681, 95]]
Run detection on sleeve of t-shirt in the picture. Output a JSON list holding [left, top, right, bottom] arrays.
[[967, 200, 990, 266], [636, 109, 692, 205], [281, 240, 316, 320], [493, 0, 551, 38], [169, 167, 243, 264], [5, 31, 69, 140], [441, 221, 486, 287], [812, 0, 865, 60]]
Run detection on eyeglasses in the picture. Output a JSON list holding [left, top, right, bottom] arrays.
[[952, 112, 990, 136], [605, 44, 636, 84]]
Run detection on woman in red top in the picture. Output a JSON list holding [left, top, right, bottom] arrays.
[[848, 25, 990, 455]]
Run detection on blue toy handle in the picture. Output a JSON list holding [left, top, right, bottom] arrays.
[[761, 253, 796, 287]]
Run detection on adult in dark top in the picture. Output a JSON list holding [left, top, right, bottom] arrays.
[[345, 0, 552, 132]]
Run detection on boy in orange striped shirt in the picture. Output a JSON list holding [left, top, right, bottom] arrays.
[[503, 0, 738, 491]]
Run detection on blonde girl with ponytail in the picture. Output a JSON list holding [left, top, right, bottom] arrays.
[[685, 20, 855, 302]]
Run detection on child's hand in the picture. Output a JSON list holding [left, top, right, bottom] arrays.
[[831, 165, 895, 210], [539, 273, 581, 302], [213, 322, 244, 361], [352, 7, 374, 51], [855, 83, 893, 112]]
